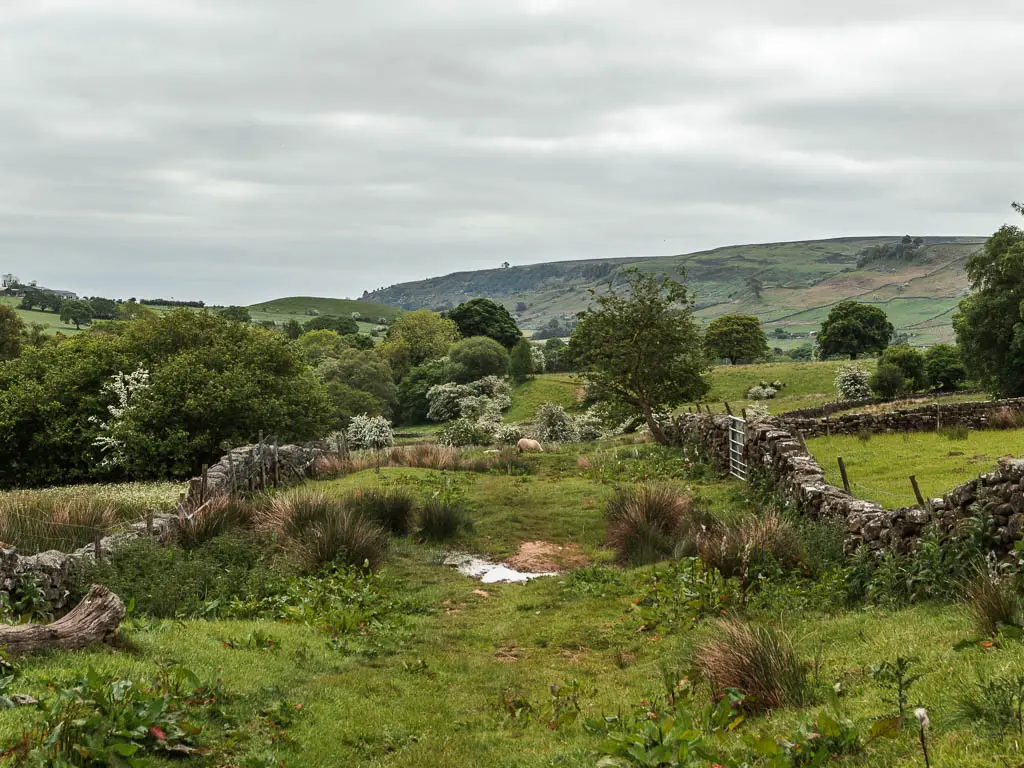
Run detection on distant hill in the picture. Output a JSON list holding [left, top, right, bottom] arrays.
[[247, 296, 404, 326], [362, 236, 985, 346]]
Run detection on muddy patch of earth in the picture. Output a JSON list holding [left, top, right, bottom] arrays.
[[506, 541, 590, 573]]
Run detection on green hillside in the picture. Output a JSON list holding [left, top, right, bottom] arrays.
[[0, 297, 83, 336], [363, 236, 984, 346], [247, 296, 403, 328]]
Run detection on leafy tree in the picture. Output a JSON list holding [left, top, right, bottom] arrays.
[[0, 310, 333, 486], [924, 344, 967, 392], [217, 306, 252, 323], [317, 350, 397, 418], [704, 314, 769, 365], [878, 344, 927, 391], [379, 309, 460, 379], [817, 301, 893, 359], [0, 305, 25, 361], [509, 338, 534, 382], [543, 338, 573, 372], [324, 382, 383, 427], [21, 322, 48, 349], [395, 357, 465, 424], [449, 336, 510, 380], [295, 329, 352, 366], [745, 277, 764, 299], [786, 344, 813, 362], [304, 315, 359, 335], [569, 270, 709, 444], [282, 318, 304, 340], [59, 299, 93, 329], [953, 220, 1024, 396], [87, 297, 119, 320], [447, 298, 521, 349], [870, 364, 906, 398], [118, 302, 157, 321]]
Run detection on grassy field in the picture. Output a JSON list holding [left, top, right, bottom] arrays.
[[0, 296, 82, 336], [506, 374, 581, 422], [807, 428, 1024, 508], [2, 443, 1022, 766], [247, 296, 402, 326]]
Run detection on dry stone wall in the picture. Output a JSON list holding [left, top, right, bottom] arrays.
[[668, 408, 1024, 559], [1, 441, 325, 612]]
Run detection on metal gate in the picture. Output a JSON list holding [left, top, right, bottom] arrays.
[[728, 416, 747, 480]]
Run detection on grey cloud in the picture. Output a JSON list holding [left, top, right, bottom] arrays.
[[1, 0, 1021, 303]]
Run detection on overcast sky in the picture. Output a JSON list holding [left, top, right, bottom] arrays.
[[1, 0, 1021, 304]]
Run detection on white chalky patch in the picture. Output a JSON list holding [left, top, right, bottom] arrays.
[[443, 553, 556, 584]]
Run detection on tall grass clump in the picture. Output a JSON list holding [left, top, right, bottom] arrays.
[[342, 487, 415, 536], [0, 496, 118, 554], [417, 499, 472, 541], [694, 617, 811, 711], [962, 562, 1020, 637], [697, 511, 804, 582], [605, 483, 708, 565], [257, 488, 388, 571], [988, 406, 1024, 430], [176, 495, 254, 549]]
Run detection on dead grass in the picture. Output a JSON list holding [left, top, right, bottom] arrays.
[[176, 496, 254, 549], [962, 563, 1021, 637], [694, 617, 811, 711]]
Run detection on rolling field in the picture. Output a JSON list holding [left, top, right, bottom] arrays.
[[247, 296, 402, 326], [0, 296, 82, 336]]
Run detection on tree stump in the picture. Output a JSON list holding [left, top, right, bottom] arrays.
[[0, 585, 125, 655]]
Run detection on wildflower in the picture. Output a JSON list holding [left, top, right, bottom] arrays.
[[915, 708, 930, 730], [150, 726, 166, 741]]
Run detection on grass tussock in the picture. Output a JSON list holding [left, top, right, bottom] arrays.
[[963, 563, 1021, 637], [605, 483, 710, 565], [694, 617, 811, 711], [988, 406, 1024, 430], [256, 488, 388, 571], [342, 487, 415, 536], [176, 495, 254, 549], [0, 496, 118, 554], [417, 498, 472, 541]]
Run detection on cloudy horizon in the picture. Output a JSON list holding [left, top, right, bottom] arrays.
[[2, 0, 1021, 305]]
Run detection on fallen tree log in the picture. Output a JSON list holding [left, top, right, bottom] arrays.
[[0, 585, 125, 655]]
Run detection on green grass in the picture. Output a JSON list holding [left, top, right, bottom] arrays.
[[807, 428, 1024, 508], [7, 440, 1024, 765], [248, 296, 403, 324], [687, 358, 878, 415], [0, 296, 82, 336], [506, 374, 581, 422]]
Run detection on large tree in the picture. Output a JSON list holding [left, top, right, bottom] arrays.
[[59, 299, 93, 330], [449, 335, 510, 380], [816, 301, 893, 359], [447, 298, 521, 349], [953, 213, 1024, 396], [704, 314, 769, 365], [509, 338, 534, 382], [304, 314, 359, 336], [379, 309, 459, 379], [0, 305, 25, 361], [569, 270, 709, 444]]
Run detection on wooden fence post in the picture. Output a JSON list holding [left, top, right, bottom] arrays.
[[910, 475, 926, 508], [837, 456, 852, 494], [273, 440, 280, 487], [146, 510, 153, 537], [258, 430, 267, 490], [93, 532, 102, 562], [723, 401, 733, 416]]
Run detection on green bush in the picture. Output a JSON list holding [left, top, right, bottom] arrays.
[[925, 343, 967, 391], [448, 336, 511, 380], [77, 533, 274, 617], [878, 344, 928, 390], [869, 363, 906, 398]]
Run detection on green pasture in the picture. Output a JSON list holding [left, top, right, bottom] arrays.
[[807, 427, 1024, 509], [0, 296, 81, 336]]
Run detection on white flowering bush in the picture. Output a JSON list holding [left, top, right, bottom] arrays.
[[438, 418, 491, 447], [530, 345, 546, 373], [426, 383, 465, 422], [745, 385, 777, 400], [90, 366, 151, 468], [426, 377, 513, 423], [346, 414, 394, 450], [534, 402, 580, 443], [492, 423, 523, 446], [744, 402, 770, 424], [834, 363, 872, 400], [574, 408, 605, 442]]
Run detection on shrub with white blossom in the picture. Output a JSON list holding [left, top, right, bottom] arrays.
[[744, 402, 770, 424], [426, 377, 512, 422], [346, 414, 394, 450], [438, 418, 491, 447], [574, 408, 605, 442], [834, 363, 872, 400], [534, 402, 580, 443], [90, 366, 151, 468], [745, 385, 777, 400], [530, 345, 546, 373]]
